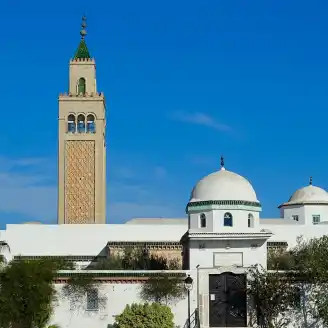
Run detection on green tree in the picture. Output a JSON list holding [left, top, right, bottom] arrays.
[[140, 276, 186, 305], [247, 265, 297, 328], [290, 236, 328, 327], [0, 258, 99, 328], [114, 303, 174, 328]]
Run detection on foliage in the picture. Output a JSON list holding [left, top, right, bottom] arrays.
[[0, 258, 58, 328], [61, 273, 105, 310], [0, 257, 101, 328], [247, 265, 298, 328], [257, 235, 328, 327], [289, 236, 328, 327], [140, 275, 186, 305], [113, 303, 174, 328], [91, 247, 181, 270], [267, 247, 295, 271]]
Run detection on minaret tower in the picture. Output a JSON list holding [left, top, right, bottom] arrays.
[[57, 17, 106, 224]]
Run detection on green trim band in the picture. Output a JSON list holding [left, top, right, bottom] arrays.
[[186, 200, 261, 213]]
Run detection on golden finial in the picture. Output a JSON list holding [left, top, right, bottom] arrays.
[[80, 15, 87, 39]]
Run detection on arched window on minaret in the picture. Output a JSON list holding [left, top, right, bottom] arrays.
[[67, 114, 76, 133], [86, 114, 96, 133], [77, 114, 86, 133], [77, 77, 86, 95]]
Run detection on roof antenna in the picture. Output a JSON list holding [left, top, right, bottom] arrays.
[[309, 176, 313, 185], [220, 156, 225, 170]]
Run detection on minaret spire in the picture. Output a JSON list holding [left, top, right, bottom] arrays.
[[74, 15, 91, 60], [309, 176, 313, 185]]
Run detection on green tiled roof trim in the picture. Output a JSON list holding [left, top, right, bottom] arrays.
[[55, 271, 187, 278], [74, 39, 91, 59], [187, 199, 261, 209]]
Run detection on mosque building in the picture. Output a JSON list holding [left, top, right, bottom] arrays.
[[1, 17, 328, 328]]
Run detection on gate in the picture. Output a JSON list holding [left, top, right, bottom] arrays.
[[209, 272, 247, 327]]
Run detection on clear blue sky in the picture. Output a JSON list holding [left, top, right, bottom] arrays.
[[0, 0, 328, 227]]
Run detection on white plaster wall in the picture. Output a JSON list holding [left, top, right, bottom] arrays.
[[51, 282, 189, 328], [189, 209, 260, 233], [2, 224, 187, 262], [281, 205, 305, 223], [303, 205, 328, 224], [263, 224, 328, 248], [188, 239, 267, 270], [281, 204, 328, 225]]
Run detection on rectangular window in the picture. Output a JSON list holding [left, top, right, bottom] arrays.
[[292, 215, 299, 222], [86, 289, 99, 311], [313, 215, 320, 225]]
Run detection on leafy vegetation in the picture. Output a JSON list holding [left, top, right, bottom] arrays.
[[251, 235, 328, 327], [113, 303, 175, 328], [140, 275, 186, 305], [0, 258, 100, 328], [91, 247, 181, 270]]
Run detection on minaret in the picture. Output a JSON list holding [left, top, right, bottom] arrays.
[[57, 16, 106, 224]]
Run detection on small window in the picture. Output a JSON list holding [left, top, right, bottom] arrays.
[[86, 289, 99, 311], [224, 212, 233, 227], [200, 213, 206, 228], [77, 77, 86, 95], [248, 213, 254, 228], [77, 114, 86, 133], [67, 114, 76, 133], [86, 114, 96, 133], [313, 215, 320, 225], [292, 215, 299, 222]]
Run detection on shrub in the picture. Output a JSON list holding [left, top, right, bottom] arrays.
[[114, 303, 174, 328], [140, 276, 186, 305]]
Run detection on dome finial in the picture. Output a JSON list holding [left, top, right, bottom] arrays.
[[309, 176, 313, 185], [80, 15, 87, 39], [220, 156, 225, 170]]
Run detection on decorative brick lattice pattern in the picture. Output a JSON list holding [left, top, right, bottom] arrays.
[[65, 141, 95, 223]]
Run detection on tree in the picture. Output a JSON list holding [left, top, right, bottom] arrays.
[[257, 235, 328, 328], [114, 303, 174, 328], [0, 258, 99, 328], [247, 265, 297, 328], [90, 247, 181, 270], [289, 236, 328, 327], [140, 276, 186, 305], [0, 259, 58, 328]]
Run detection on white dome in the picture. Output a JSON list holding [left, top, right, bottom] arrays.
[[287, 185, 328, 204], [190, 167, 259, 203]]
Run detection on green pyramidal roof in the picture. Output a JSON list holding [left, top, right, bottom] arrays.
[[74, 39, 91, 59]]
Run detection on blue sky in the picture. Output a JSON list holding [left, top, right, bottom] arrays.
[[1, 0, 328, 227]]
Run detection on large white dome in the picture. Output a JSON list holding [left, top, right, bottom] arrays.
[[190, 167, 259, 203], [287, 185, 328, 204]]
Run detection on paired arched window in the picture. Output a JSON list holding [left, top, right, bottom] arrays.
[[224, 212, 233, 227], [248, 213, 254, 228], [67, 114, 96, 134], [67, 114, 76, 133], [87, 114, 96, 133], [77, 78, 86, 95], [77, 114, 86, 133], [200, 213, 206, 228]]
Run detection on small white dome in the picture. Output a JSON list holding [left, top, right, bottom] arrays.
[[190, 167, 258, 203], [287, 185, 328, 204]]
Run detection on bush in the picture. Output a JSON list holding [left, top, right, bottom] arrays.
[[114, 303, 174, 328], [140, 276, 186, 305]]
